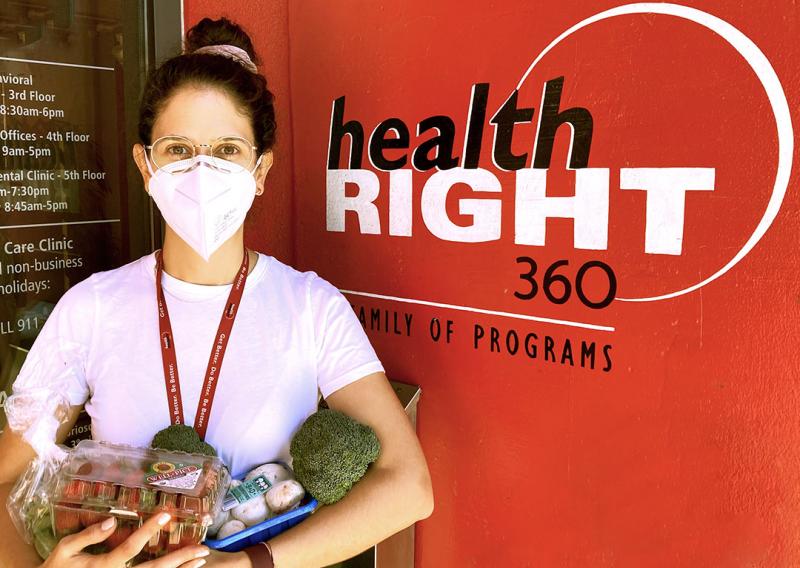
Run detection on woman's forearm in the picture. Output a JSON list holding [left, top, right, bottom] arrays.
[[264, 465, 433, 568], [0, 482, 42, 568]]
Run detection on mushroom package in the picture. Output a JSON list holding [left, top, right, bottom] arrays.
[[207, 462, 306, 539]]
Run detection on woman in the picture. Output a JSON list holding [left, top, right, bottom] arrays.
[[0, 17, 433, 568]]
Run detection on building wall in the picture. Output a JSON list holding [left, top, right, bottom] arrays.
[[186, 1, 800, 565]]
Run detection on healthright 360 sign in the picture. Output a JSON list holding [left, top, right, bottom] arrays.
[[320, 3, 791, 374]]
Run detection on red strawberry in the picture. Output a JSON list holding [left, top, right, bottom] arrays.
[[165, 521, 192, 553], [91, 481, 116, 501], [203, 468, 218, 491], [179, 522, 203, 547], [61, 479, 88, 501], [114, 458, 143, 485], [165, 534, 180, 552], [76, 461, 93, 476], [156, 493, 178, 517], [123, 469, 143, 488], [53, 505, 82, 535], [117, 487, 141, 510], [141, 492, 182, 556], [146, 526, 168, 557], [152, 493, 180, 537], [178, 495, 201, 513], [79, 505, 106, 528], [105, 522, 134, 551], [138, 488, 158, 512], [103, 462, 124, 484]]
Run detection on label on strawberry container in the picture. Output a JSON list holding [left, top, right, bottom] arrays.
[[144, 462, 201, 490]]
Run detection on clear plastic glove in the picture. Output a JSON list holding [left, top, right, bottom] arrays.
[[5, 343, 86, 544], [5, 343, 82, 457]]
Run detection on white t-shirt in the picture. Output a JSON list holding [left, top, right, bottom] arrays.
[[10, 251, 385, 477]]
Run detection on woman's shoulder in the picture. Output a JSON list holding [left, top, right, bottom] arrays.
[[257, 253, 343, 302], [39, 254, 150, 330], [259, 252, 321, 286], [87, 252, 153, 287], [61, 253, 153, 303]]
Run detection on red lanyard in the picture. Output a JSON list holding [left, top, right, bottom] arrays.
[[154, 247, 250, 440]]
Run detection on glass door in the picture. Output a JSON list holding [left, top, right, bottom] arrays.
[[0, 0, 181, 435]]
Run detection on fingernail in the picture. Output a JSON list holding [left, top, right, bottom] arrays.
[[100, 517, 116, 530], [195, 548, 210, 558], [193, 560, 207, 568], [157, 512, 171, 526]]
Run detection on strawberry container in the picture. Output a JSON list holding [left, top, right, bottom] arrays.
[[50, 439, 229, 564]]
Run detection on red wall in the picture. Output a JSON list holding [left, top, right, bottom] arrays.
[[184, 0, 294, 265], [186, 1, 800, 566]]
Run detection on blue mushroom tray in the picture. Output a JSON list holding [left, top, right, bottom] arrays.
[[204, 475, 319, 552]]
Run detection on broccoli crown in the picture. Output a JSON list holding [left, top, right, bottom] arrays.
[[289, 409, 381, 505], [150, 424, 217, 457]]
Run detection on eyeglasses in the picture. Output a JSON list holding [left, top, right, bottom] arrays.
[[145, 135, 258, 174]]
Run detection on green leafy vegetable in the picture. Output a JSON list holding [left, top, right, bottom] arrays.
[[150, 424, 217, 456], [289, 409, 380, 505]]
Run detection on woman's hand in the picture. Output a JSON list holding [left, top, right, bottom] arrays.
[[42, 513, 210, 568]]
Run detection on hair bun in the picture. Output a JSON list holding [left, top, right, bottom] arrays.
[[184, 17, 258, 64]]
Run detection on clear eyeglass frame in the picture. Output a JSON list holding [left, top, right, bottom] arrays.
[[144, 134, 260, 174]]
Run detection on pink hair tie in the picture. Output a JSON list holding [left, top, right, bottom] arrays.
[[192, 44, 257, 73]]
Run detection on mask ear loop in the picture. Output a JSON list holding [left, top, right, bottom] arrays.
[[250, 153, 264, 175], [251, 153, 265, 195], [143, 147, 157, 191]]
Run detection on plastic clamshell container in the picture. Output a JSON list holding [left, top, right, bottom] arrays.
[[50, 439, 229, 563], [204, 473, 318, 553]]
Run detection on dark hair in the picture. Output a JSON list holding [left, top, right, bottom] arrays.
[[137, 17, 276, 155]]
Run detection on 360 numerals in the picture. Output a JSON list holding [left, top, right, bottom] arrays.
[[514, 257, 616, 309]]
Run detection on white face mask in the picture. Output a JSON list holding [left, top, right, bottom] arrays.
[[145, 153, 262, 261]]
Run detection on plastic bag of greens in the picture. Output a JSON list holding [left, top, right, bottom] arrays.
[[7, 446, 66, 558], [5, 344, 85, 558]]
